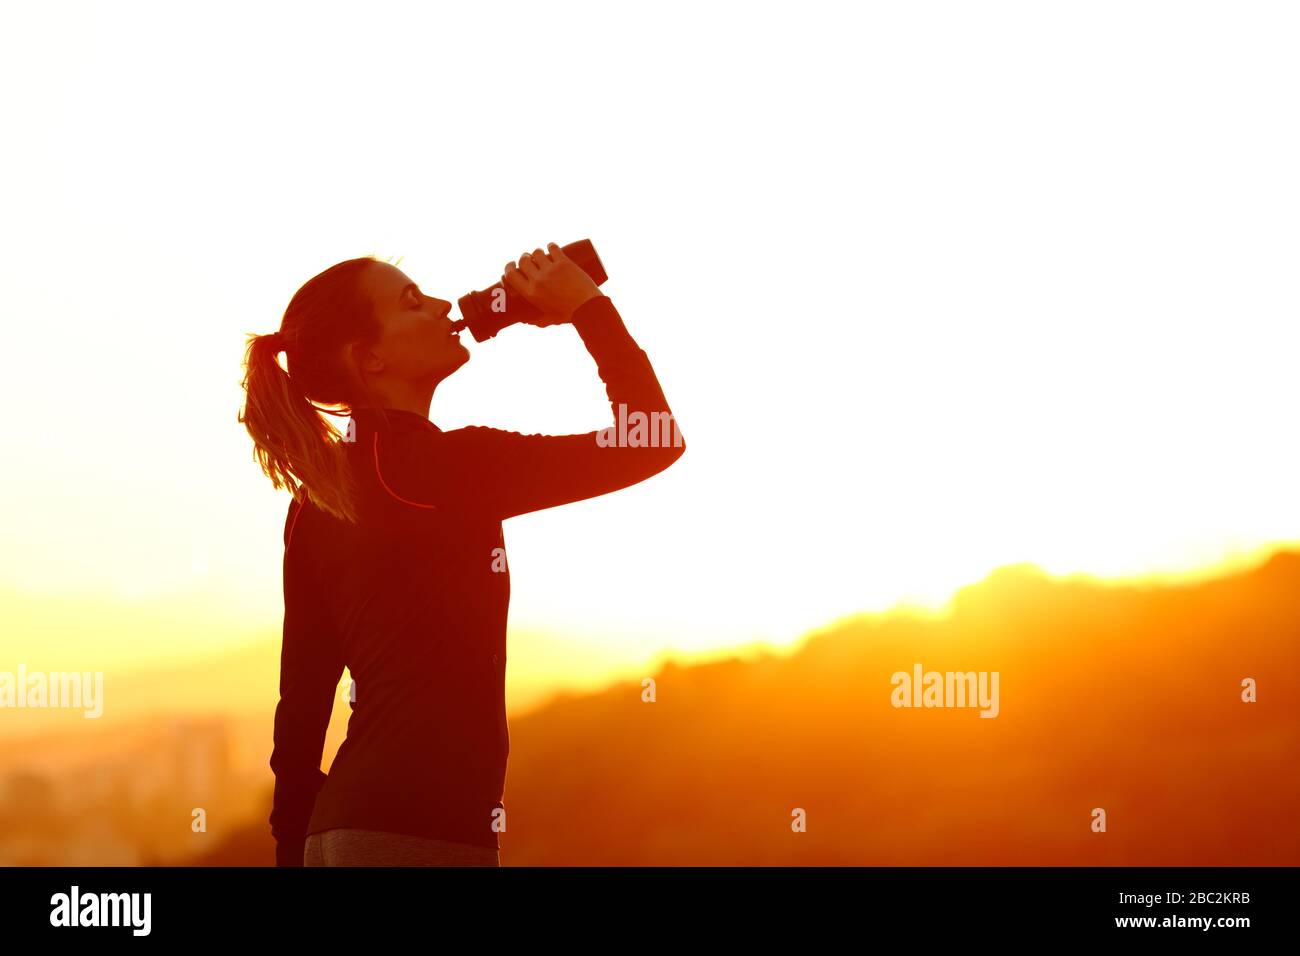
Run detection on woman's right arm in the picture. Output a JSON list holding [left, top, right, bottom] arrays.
[[370, 245, 686, 518], [439, 290, 686, 519]]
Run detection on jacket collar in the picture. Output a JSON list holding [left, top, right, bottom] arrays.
[[349, 406, 442, 434]]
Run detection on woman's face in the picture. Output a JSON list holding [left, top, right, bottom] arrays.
[[356, 261, 469, 387]]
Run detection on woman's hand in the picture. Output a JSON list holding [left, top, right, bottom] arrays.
[[502, 242, 602, 327]]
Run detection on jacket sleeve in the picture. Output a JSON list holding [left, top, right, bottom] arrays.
[[439, 293, 686, 520], [268, 498, 345, 866]]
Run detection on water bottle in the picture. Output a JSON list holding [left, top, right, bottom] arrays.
[[452, 239, 608, 342]]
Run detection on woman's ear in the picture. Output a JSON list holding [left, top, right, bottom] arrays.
[[345, 339, 385, 376]]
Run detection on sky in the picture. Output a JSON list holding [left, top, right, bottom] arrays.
[[1, 0, 1298, 697]]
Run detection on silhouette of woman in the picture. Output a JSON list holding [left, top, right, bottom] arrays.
[[238, 243, 685, 866]]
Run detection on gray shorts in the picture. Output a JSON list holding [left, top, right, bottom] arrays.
[[303, 827, 501, 867]]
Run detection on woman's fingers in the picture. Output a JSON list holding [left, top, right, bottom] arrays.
[[503, 260, 531, 293], [506, 242, 565, 294], [519, 250, 544, 277]]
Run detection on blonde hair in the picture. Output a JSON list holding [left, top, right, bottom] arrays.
[[238, 256, 382, 525]]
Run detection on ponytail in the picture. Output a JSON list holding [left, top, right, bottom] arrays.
[[238, 256, 382, 526]]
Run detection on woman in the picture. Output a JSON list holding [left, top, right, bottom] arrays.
[[239, 243, 685, 866]]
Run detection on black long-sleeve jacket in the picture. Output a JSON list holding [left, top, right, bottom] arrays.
[[268, 293, 685, 866]]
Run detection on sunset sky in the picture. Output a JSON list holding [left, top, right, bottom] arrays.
[[2, 1, 1298, 713]]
